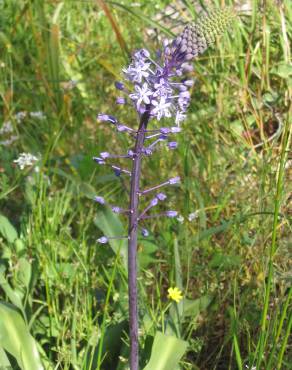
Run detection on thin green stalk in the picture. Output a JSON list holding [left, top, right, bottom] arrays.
[[96, 250, 120, 369], [266, 286, 292, 369], [277, 309, 292, 369], [255, 108, 292, 369]]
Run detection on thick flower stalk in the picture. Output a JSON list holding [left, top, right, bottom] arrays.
[[95, 8, 233, 370]]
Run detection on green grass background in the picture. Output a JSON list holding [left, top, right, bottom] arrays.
[[0, 0, 291, 369]]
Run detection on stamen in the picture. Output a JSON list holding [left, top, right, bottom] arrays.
[[97, 235, 128, 244], [138, 193, 167, 219], [112, 165, 131, 176], [116, 124, 136, 133], [111, 206, 131, 214], [97, 114, 118, 124], [140, 210, 178, 220], [139, 177, 180, 195], [99, 151, 134, 160], [93, 157, 131, 175]]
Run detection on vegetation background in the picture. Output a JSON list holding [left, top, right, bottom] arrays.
[[0, 0, 291, 369]]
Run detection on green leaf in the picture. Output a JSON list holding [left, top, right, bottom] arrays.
[[209, 253, 241, 270], [0, 302, 44, 370], [183, 295, 212, 318], [16, 258, 32, 290], [0, 214, 18, 243], [271, 62, 292, 79], [143, 332, 188, 370], [94, 207, 128, 269], [167, 239, 184, 338], [0, 346, 11, 367], [138, 239, 158, 269], [0, 266, 24, 310]]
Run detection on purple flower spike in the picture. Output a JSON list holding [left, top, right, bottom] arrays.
[[168, 142, 178, 150], [156, 193, 167, 201], [97, 236, 109, 244], [117, 124, 135, 132], [166, 210, 178, 218], [94, 196, 106, 205], [93, 8, 234, 369]]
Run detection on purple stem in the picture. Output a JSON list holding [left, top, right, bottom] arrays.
[[128, 109, 150, 370]]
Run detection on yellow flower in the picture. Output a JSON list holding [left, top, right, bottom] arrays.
[[167, 287, 183, 303]]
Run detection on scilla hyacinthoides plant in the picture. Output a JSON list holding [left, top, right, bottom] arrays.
[[95, 8, 234, 370]]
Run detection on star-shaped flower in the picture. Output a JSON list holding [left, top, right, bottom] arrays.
[[167, 287, 183, 303], [153, 78, 173, 98], [151, 97, 172, 120], [123, 61, 151, 83], [129, 83, 153, 109]]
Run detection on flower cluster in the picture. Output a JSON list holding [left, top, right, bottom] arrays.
[[94, 8, 234, 244], [93, 8, 234, 369], [13, 153, 38, 170], [120, 7, 233, 124]]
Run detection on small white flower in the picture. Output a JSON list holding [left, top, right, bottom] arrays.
[[0, 121, 13, 134], [118, 356, 128, 363], [113, 292, 120, 302], [151, 97, 172, 120], [0, 135, 18, 146], [177, 215, 185, 223], [13, 153, 38, 170], [30, 111, 46, 120], [129, 83, 153, 109], [15, 111, 27, 123], [188, 211, 198, 221]]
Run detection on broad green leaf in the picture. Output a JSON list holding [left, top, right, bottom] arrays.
[[271, 62, 292, 79], [0, 266, 24, 310], [0, 214, 18, 243], [167, 239, 184, 338], [143, 331, 188, 370], [138, 239, 158, 269], [0, 346, 11, 367], [183, 295, 212, 318], [0, 302, 43, 370], [94, 208, 128, 269], [16, 258, 32, 290]]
